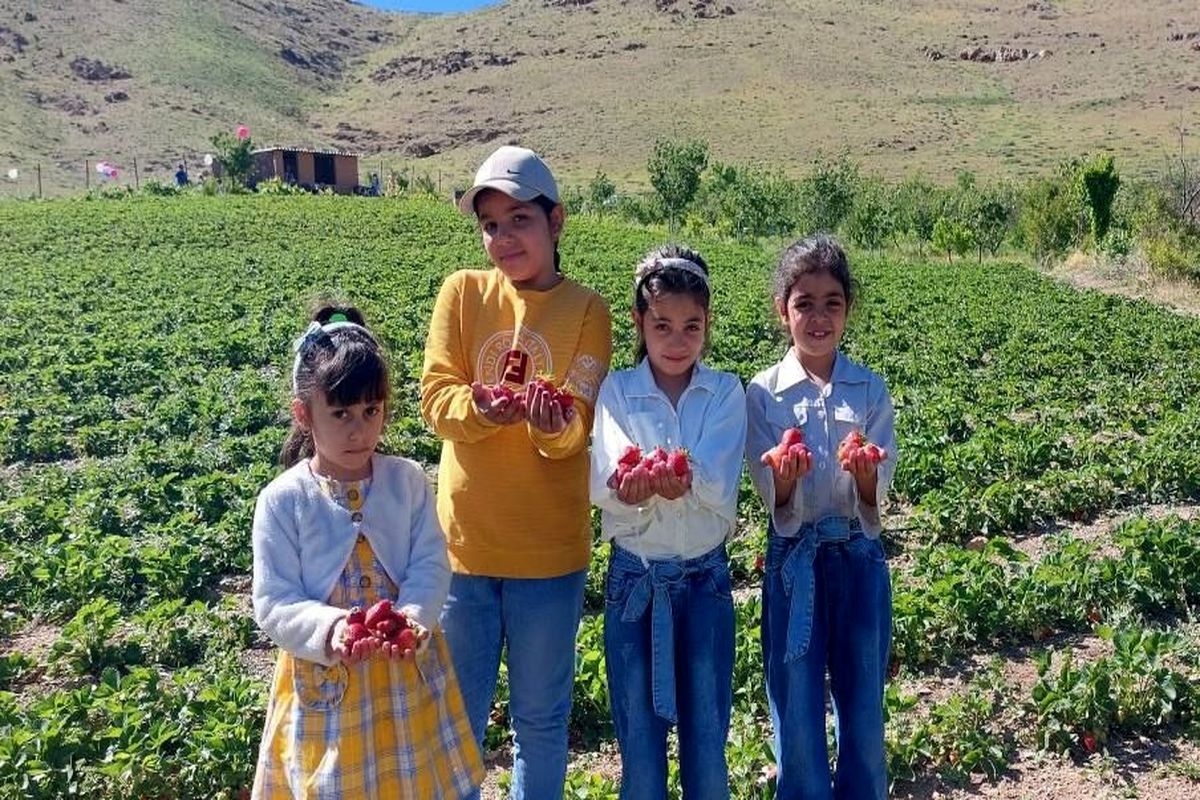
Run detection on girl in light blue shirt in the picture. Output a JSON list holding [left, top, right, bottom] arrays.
[[746, 235, 896, 800], [590, 245, 746, 799]]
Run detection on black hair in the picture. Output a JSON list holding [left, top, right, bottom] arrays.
[[279, 304, 391, 467], [633, 244, 711, 362], [773, 234, 857, 309], [473, 190, 563, 273]]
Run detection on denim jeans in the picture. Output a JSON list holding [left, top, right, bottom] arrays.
[[442, 569, 587, 800], [604, 543, 735, 800], [761, 518, 891, 800]]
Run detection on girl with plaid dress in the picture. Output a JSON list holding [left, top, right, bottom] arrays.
[[251, 305, 483, 800]]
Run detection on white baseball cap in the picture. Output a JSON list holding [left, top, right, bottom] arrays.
[[457, 145, 560, 215]]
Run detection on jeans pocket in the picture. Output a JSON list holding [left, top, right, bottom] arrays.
[[848, 535, 887, 564], [605, 566, 639, 607], [704, 560, 733, 600]]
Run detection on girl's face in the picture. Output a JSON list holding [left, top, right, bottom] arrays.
[[292, 393, 385, 481], [777, 270, 848, 369], [636, 292, 709, 390], [475, 190, 563, 291]]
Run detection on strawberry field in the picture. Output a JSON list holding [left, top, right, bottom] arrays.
[[1, 195, 1198, 798]]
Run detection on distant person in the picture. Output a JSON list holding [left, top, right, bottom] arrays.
[[369, 172, 382, 196], [746, 235, 898, 799], [174, 163, 188, 187], [421, 145, 612, 799], [251, 304, 483, 799]]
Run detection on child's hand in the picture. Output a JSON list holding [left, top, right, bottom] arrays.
[[840, 447, 880, 481], [525, 380, 574, 433], [610, 468, 655, 506], [380, 623, 430, 661], [472, 381, 526, 425], [329, 616, 380, 664], [760, 446, 812, 483], [652, 469, 691, 501]]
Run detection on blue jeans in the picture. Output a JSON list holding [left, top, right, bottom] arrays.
[[442, 570, 586, 800], [761, 518, 891, 800], [604, 543, 735, 800]]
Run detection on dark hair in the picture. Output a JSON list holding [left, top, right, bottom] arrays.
[[474, 190, 563, 273], [773, 234, 857, 309], [633, 244, 711, 362], [279, 304, 391, 467]]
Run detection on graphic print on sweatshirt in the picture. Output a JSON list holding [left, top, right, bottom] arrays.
[[476, 328, 603, 404]]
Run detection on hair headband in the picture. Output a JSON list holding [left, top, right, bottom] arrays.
[[634, 256, 710, 290], [291, 315, 370, 393]]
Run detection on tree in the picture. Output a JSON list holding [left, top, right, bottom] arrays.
[[894, 175, 943, 257], [960, 182, 1017, 262], [799, 154, 859, 234], [932, 216, 974, 263], [1018, 169, 1086, 262], [844, 178, 894, 251], [586, 171, 617, 215], [1079, 155, 1120, 244], [647, 139, 709, 230], [210, 132, 254, 190]]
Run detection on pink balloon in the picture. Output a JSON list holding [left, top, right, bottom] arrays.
[[236, 125, 250, 140]]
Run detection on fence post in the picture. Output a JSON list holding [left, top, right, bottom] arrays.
[[85, 159, 90, 192], [36, 163, 41, 199], [133, 157, 140, 191]]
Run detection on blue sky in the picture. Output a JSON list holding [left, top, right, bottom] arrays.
[[358, 0, 500, 12]]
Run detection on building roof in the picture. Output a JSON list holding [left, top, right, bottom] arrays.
[[252, 146, 363, 158]]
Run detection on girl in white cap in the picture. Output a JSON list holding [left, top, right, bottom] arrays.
[[421, 146, 613, 798]]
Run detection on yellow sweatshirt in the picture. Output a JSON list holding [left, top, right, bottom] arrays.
[[421, 268, 612, 577]]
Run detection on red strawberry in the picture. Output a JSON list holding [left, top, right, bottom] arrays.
[[754, 554, 765, 573], [668, 449, 691, 478], [491, 384, 515, 403], [1081, 732, 1098, 753], [618, 445, 642, 469], [394, 628, 418, 652], [762, 428, 808, 472], [863, 443, 886, 464], [347, 606, 366, 626], [649, 446, 669, 463], [373, 616, 399, 637], [364, 599, 393, 629], [1087, 607, 1102, 625], [555, 390, 574, 410], [836, 431, 867, 463], [344, 622, 371, 646]]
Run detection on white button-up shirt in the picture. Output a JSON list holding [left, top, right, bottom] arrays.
[[745, 349, 897, 539], [590, 359, 747, 560]]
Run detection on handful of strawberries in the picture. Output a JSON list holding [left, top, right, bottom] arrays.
[[614, 444, 692, 483], [479, 376, 574, 415], [760, 428, 812, 471], [341, 599, 427, 657], [760, 428, 887, 474], [836, 430, 887, 469]]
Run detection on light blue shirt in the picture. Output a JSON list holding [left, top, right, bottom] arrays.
[[590, 359, 747, 560], [746, 349, 897, 538], [251, 453, 450, 666]]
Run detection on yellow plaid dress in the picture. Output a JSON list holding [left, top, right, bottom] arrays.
[[253, 476, 484, 800]]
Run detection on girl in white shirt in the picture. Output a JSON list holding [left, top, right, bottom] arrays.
[[745, 235, 897, 800], [250, 305, 482, 799], [590, 246, 747, 799]]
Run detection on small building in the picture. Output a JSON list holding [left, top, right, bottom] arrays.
[[251, 146, 360, 194]]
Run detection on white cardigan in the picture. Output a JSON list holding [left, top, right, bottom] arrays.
[[251, 453, 450, 666]]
